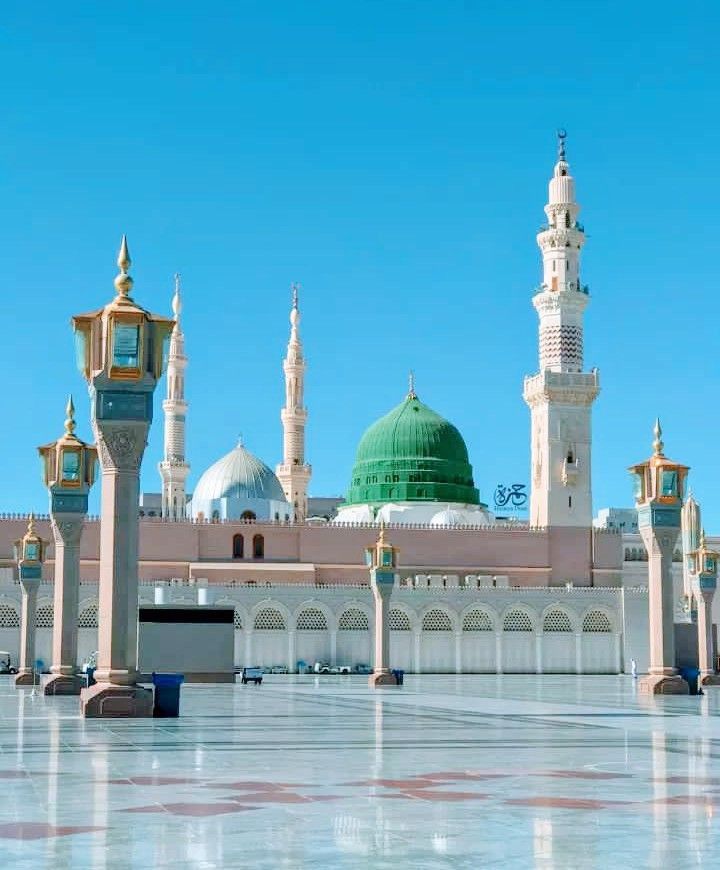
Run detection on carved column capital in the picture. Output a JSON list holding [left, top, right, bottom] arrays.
[[50, 516, 85, 547], [94, 423, 148, 472]]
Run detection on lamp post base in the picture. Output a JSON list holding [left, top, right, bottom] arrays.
[[14, 671, 40, 687], [638, 674, 689, 695], [80, 683, 153, 718], [43, 673, 84, 696], [700, 673, 720, 687], [368, 671, 397, 687]]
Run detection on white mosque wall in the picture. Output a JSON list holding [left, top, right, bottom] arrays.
[[0, 581, 642, 676]]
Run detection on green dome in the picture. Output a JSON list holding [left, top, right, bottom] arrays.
[[343, 393, 481, 507]]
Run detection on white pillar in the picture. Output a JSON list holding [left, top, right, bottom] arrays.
[[330, 629, 337, 666], [495, 631, 503, 674], [697, 592, 716, 680], [16, 584, 39, 684], [413, 630, 421, 674], [49, 517, 83, 678], [535, 633, 543, 674], [288, 628, 296, 672], [244, 629, 253, 669], [454, 630, 462, 674], [575, 632, 582, 674]]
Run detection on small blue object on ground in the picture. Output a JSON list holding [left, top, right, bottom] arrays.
[[85, 667, 96, 687], [151, 673, 185, 717], [391, 669, 404, 685]]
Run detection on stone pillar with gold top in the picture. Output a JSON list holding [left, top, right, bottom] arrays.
[[38, 397, 97, 695], [687, 530, 720, 687], [72, 237, 174, 717], [367, 525, 399, 687], [629, 420, 690, 695], [14, 516, 47, 686]]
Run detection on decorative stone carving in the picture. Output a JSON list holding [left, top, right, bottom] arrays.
[[95, 426, 147, 471], [50, 518, 84, 547]]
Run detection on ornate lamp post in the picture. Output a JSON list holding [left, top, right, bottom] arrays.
[[72, 237, 173, 717], [13, 515, 47, 686], [38, 397, 97, 694], [629, 420, 690, 694], [687, 530, 720, 687], [366, 525, 399, 687]]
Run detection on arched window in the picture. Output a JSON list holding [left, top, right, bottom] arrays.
[[338, 608, 369, 631], [503, 609, 533, 632], [389, 609, 411, 631], [542, 610, 573, 632], [78, 603, 99, 628], [422, 609, 452, 631], [582, 611, 612, 633], [36, 604, 54, 628], [462, 610, 493, 631], [253, 608, 286, 630], [241, 510, 256, 521], [253, 534, 264, 559], [232, 534, 244, 559], [0, 603, 20, 628], [296, 608, 328, 630]]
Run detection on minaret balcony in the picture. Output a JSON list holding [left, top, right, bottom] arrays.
[[523, 369, 600, 407]]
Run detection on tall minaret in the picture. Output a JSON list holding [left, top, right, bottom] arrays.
[[159, 274, 190, 519], [276, 283, 311, 521], [523, 132, 600, 528]]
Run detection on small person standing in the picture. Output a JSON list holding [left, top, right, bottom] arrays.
[[631, 659, 637, 679]]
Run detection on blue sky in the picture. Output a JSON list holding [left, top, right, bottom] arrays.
[[2, 1, 719, 525]]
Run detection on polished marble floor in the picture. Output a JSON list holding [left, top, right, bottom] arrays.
[[1, 674, 720, 868]]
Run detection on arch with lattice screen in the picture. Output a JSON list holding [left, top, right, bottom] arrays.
[[36, 604, 54, 628], [78, 603, 98, 628], [462, 610, 494, 632], [0, 602, 19, 628], [338, 608, 369, 631], [502, 609, 533, 632], [295, 608, 328, 631], [542, 609, 573, 632], [389, 609, 411, 631], [422, 609, 453, 631], [582, 610, 612, 633], [253, 608, 287, 630]]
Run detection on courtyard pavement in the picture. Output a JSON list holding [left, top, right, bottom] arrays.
[[0, 674, 719, 868]]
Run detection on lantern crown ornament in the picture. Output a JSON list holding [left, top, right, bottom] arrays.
[[14, 514, 46, 566], [688, 528, 720, 589], [71, 236, 174, 385], [628, 418, 689, 511], [365, 523, 399, 572], [38, 396, 98, 493]]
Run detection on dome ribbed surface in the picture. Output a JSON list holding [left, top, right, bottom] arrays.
[[192, 443, 286, 503], [343, 395, 480, 507]]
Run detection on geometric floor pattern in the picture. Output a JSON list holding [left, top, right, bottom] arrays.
[[1, 674, 720, 868]]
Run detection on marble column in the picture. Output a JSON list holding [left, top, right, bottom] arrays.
[[369, 581, 396, 686], [697, 590, 720, 686], [44, 517, 85, 694], [15, 580, 40, 686], [80, 424, 153, 716]]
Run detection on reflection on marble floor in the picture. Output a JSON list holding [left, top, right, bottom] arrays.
[[1, 674, 720, 868]]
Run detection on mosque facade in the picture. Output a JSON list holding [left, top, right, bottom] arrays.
[[0, 136, 713, 676]]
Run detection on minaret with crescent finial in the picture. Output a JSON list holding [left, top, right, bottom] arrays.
[[276, 283, 311, 521], [523, 131, 599, 528], [159, 274, 190, 519]]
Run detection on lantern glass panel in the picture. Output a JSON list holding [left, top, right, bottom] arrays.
[[705, 557, 716, 573], [61, 450, 81, 482], [632, 472, 643, 500], [381, 549, 393, 567], [364, 548, 373, 567], [24, 542, 39, 561], [660, 470, 677, 497], [74, 330, 87, 374], [112, 324, 140, 368]]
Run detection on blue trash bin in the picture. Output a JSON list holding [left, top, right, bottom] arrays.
[[152, 673, 185, 717]]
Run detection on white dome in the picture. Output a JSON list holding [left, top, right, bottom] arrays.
[[192, 443, 287, 504], [430, 507, 479, 527]]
